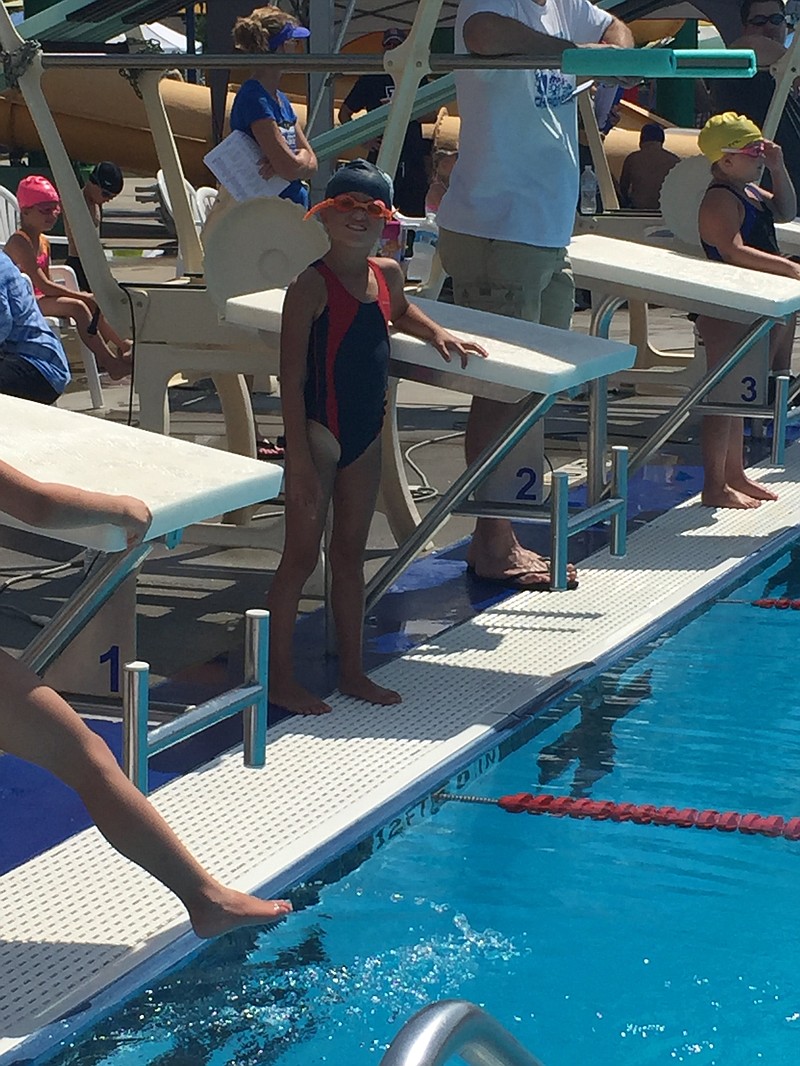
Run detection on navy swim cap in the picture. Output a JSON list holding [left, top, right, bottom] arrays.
[[325, 160, 394, 209]]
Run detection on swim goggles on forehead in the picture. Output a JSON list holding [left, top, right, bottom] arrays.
[[721, 140, 766, 157], [746, 12, 787, 24], [305, 193, 394, 221]]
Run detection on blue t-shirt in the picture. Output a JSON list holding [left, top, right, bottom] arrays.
[[0, 251, 69, 393], [229, 80, 308, 208]]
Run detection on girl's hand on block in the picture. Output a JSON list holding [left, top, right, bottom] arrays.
[[430, 329, 488, 369]]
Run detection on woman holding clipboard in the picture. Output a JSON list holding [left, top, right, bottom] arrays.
[[229, 6, 317, 208], [207, 6, 318, 459]]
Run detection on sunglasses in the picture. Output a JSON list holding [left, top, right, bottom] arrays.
[[33, 202, 61, 214], [721, 141, 766, 157], [306, 193, 394, 222], [746, 12, 786, 25]]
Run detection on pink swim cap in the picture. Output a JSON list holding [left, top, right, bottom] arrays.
[[17, 175, 60, 208]]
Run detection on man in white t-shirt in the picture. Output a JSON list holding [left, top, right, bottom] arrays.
[[437, 0, 632, 590]]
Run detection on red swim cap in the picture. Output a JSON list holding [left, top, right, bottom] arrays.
[[17, 175, 60, 208]]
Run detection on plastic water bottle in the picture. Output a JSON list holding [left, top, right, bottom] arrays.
[[579, 165, 598, 216], [410, 211, 439, 285]]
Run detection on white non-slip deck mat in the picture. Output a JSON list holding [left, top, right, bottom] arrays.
[[3, 447, 800, 1062]]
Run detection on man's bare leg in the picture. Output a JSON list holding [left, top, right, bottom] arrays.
[[464, 395, 576, 585], [0, 651, 292, 937]]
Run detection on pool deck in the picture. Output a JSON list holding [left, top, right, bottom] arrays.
[[3, 429, 800, 1064]]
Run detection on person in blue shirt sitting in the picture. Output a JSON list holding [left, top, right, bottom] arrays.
[[0, 249, 70, 405], [230, 5, 318, 210]]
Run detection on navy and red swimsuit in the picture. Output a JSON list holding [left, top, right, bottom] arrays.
[[304, 258, 392, 468]]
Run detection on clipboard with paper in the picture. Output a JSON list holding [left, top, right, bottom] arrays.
[[204, 129, 290, 202]]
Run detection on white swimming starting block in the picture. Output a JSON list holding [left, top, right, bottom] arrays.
[[569, 233, 800, 502], [223, 286, 637, 600], [1, 395, 282, 777]]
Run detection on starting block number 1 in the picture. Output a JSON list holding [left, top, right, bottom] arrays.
[[99, 645, 121, 693]]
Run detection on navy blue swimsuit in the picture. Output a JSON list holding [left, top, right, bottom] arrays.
[[304, 259, 392, 468], [701, 182, 780, 261]]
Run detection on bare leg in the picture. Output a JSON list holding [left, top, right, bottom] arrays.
[[0, 651, 291, 937], [97, 315, 133, 358], [465, 396, 577, 585], [266, 421, 336, 715], [38, 295, 131, 380], [330, 437, 401, 705], [769, 317, 795, 376], [698, 316, 769, 509]]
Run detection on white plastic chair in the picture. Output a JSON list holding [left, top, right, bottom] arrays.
[[0, 184, 19, 244], [20, 266, 105, 410], [49, 264, 105, 410], [195, 186, 218, 224]]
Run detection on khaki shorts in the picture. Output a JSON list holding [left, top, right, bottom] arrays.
[[438, 229, 574, 329]]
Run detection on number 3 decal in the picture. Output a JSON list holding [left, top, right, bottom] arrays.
[[515, 467, 538, 502], [741, 376, 757, 403]]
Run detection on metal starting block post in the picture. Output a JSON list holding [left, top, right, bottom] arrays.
[[550, 446, 628, 590], [122, 609, 270, 795]]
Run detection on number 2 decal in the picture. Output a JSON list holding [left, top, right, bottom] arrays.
[[515, 467, 538, 501]]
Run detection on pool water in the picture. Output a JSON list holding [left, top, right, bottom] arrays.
[[42, 547, 800, 1066]]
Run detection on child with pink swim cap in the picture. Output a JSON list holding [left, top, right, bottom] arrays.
[[5, 175, 132, 380]]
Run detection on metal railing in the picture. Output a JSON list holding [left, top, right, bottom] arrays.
[[122, 608, 269, 794], [380, 999, 546, 1066]]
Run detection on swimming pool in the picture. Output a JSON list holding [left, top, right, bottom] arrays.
[[38, 544, 800, 1066]]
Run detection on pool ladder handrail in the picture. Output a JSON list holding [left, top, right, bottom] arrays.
[[379, 999, 546, 1066]]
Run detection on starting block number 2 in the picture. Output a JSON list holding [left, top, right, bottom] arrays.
[[515, 467, 539, 501], [99, 645, 121, 693]]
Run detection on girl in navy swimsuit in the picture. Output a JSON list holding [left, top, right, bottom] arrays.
[[268, 161, 486, 716], [696, 112, 800, 510]]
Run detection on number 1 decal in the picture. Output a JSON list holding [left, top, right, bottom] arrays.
[[99, 645, 120, 693]]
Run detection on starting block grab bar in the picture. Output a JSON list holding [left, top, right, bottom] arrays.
[[122, 609, 270, 795]]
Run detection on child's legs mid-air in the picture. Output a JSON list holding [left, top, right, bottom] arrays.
[[329, 435, 401, 706], [37, 295, 131, 380], [267, 420, 338, 715], [697, 315, 778, 508], [0, 650, 291, 936]]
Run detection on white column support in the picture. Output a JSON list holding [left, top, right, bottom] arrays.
[[138, 70, 204, 278], [0, 5, 130, 336]]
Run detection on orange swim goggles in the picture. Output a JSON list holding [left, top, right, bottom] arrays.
[[305, 193, 394, 222]]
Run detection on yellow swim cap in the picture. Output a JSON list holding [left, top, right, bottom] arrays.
[[698, 112, 763, 163]]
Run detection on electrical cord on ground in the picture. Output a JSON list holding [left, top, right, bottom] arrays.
[[0, 560, 78, 594], [0, 561, 79, 629], [0, 602, 48, 627], [403, 431, 464, 501]]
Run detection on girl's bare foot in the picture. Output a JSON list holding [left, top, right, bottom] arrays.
[[701, 486, 762, 509], [189, 887, 293, 939], [270, 680, 331, 715], [99, 349, 132, 381], [339, 674, 402, 705], [728, 477, 779, 502]]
